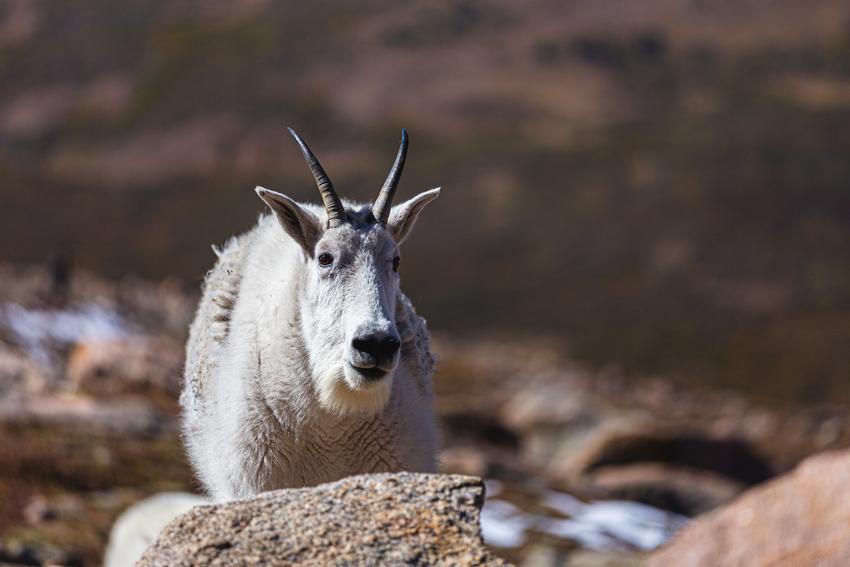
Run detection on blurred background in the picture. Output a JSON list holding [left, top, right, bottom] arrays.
[[1, 0, 849, 565]]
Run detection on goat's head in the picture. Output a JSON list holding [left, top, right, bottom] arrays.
[[256, 128, 439, 416]]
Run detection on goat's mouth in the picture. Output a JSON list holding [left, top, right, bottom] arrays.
[[319, 364, 394, 417], [348, 364, 389, 381]]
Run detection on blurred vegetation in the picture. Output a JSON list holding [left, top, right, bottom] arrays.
[[1, 0, 849, 406], [0, 423, 192, 564]]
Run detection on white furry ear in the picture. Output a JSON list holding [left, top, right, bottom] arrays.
[[387, 188, 440, 244], [256, 186, 322, 256]]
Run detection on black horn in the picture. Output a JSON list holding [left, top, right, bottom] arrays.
[[372, 129, 408, 225], [287, 127, 347, 228]]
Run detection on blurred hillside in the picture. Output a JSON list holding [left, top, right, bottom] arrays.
[[2, 0, 849, 405], [4, 264, 850, 564]]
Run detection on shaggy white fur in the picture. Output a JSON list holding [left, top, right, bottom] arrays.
[[181, 190, 440, 502], [103, 492, 207, 567]]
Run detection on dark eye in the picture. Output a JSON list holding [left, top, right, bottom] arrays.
[[318, 253, 334, 268], [392, 256, 400, 272]]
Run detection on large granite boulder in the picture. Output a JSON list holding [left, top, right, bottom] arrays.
[[649, 449, 850, 566], [138, 473, 506, 566]]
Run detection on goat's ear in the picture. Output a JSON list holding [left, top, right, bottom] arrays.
[[387, 188, 440, 244], [256, 186, 321, 256]]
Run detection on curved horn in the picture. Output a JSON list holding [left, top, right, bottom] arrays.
[[372, 128, 409, 225], [287, 127, 347, 228]]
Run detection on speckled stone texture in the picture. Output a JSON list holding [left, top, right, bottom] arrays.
[[649, 449, 850, 567], [137, 472, 507, 566]]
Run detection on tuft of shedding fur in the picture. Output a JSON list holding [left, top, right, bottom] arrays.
[[181, 199, 439, 502]]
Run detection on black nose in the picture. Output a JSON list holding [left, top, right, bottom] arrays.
[[352, 333, 401, 364]]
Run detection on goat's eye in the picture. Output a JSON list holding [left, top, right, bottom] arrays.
[[318, 253, 334, 267], [392, 256, 400, 272]]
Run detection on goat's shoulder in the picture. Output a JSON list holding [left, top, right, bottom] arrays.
[[183, 221, 263, 405], [396, 292, 435, 394]]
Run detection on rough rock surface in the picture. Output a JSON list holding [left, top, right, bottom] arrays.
[[649, 449, 850, 566], [138, 473, 506, 566]]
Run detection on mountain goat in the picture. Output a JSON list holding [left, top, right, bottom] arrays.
[[181, 128, 440, 501]]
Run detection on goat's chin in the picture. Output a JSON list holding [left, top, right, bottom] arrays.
[[316, 367, 393, 417]]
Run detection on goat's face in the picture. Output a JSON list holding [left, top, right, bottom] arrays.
[[257, 129, 439, 416], [302, 217, 402, 415]]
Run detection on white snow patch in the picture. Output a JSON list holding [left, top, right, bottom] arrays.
[[480, 498, 532, 549], [479, 485, 687, 552], [2, 302, 130, 363], [541, 490, 687, 551]]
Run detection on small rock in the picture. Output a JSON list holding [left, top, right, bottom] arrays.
[[499, 382, 592, 431], [544, 415, 653, 479], [66, 336, 183, 395], [581, 463, 743, 516], [23, 494, 55, 524], [0, 394, 172, 436], [440, 445, 488, 477], [565, 549, 646, 567], [0, 343, 49, 398], [814, 417, 842, 449], [519, 542, 572, 566], [0, 540, 79, 566], [23, 493, 84, 525], [564, 422, 772, 487]]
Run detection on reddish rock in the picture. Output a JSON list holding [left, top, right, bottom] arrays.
[[649, 449, 850, 567], [0, 344, 48, 397], [440, 445, 489, 477], [499, 381, 593, 431], [0, 394, 171, 436], [66, 336, 183, 395], [564, 422, 772, 487], [582, 463, 744, 516], [23, 495, 54, 524]]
